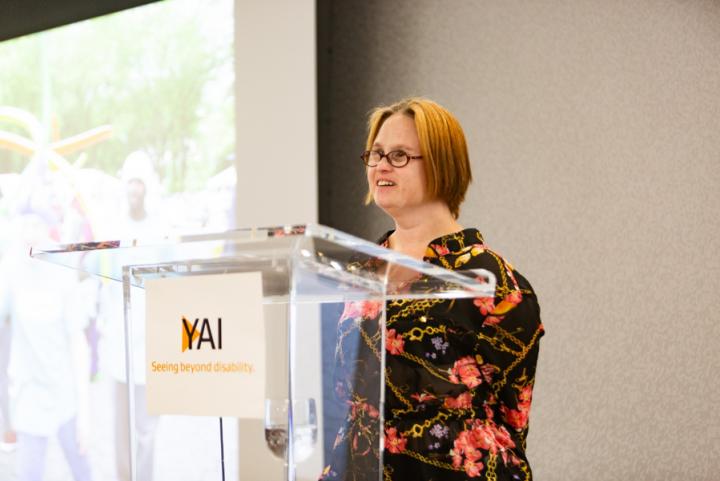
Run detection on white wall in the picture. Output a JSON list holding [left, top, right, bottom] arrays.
[[234, 0, 317, 228], [233, 1, 318, 479]]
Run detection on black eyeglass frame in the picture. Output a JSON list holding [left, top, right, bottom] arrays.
[[360, 150, 423, 168]]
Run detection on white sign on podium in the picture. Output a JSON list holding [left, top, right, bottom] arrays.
[[145, 271, 266, 418]]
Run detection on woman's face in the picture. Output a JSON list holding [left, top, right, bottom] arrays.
[[366, 113, 429, 217]]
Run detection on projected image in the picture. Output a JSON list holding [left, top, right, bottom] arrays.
[[0, 1, 236, 480]]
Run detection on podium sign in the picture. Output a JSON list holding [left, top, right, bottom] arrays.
[[145, 271, 265, 418]]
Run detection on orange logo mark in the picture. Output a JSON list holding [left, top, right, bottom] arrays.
[[181, 316, 200, 352]]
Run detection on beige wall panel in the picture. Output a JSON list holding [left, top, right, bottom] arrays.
[[234, 0, 318, 478], [319, 1, 720, 479], [235, 0, 317, 228]]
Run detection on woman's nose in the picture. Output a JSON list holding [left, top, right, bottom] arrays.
[[376, 156, 393, 171]]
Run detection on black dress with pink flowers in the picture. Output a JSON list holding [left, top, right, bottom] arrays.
[[320, 229, 544, 481]]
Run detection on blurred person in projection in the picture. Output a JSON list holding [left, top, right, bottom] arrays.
[[0, 209, 93, 481], [96, 151, 166, 481]]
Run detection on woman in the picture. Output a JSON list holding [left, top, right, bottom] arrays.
[[322, 98, 544, 480]]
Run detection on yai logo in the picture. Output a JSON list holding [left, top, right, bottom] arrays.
[[181, 316, 223, 351]]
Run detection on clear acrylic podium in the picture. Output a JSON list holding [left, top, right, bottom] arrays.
[[31, 224, 493, 481]]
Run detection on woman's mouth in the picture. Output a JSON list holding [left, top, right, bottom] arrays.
[[377, 179, 396, 186]]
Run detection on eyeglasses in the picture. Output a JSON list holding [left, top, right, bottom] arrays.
[[361, 150, 422, 168]]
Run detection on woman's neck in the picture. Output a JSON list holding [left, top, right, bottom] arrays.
[[387, 203, 463, 259]]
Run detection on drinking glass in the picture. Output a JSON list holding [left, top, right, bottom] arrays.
[[264, 398, 318, 464]]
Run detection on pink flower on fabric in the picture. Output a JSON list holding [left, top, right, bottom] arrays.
[[386, 328, 405, 355], [340, 300, 382, 321], [479, 363, 496, 383], [385, 427, 407, 454], [449, 356, 482, 389], [501, 404, 530, 430], [473, 296, 495, 315], [464, 459, 482, 477], [450, 406, 523, 474], [500, 385, 534, 430], [477, 423, 515, 454], [518, 385, 533, 406], [489, 423, 515, 450], [468, 420, 516, 455], [444, 391, 473, 409], [484, 402, 495, 420], [339, 301, 361, 321], [431, 244, 450, 255], [452, 430, 473, 459], [360, 300, 382, 319], [450, 430, 485, 477], [347, 399, 379, 420], [470, 423, 498, 453], [411, 392, 437, 403], [505, 290, 523, 305]]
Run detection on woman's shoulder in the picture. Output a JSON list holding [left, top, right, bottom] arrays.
[[429, 229, 543, 341], [425, 228, 537, 299]]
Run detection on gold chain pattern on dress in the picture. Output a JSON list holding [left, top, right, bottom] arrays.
[[490, 325, 529, 351], [476, 332, 523, 356], [401, 411, 451, 438], [492, 324, 543, 396], [485, 453, 498, 481], [405, 324, 447, 341], [486, 250, 510, 291], [387, 299, 445, 327], [517, 429, 528, 451], [383, 466, 393, 481], [518, 460, 531, 481], [400, 449, 464, 472], [386, 373, 414, 413], [360, 325, 381, 360], [437, 255, 453, 270]]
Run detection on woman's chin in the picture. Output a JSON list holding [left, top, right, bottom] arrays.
[[374, 202, 403, 219], [371, 197, 390, 210]]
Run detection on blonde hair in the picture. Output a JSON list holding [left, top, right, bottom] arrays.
[[364, 97, 472, 218]]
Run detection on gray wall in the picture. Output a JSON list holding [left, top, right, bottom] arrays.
[[318, 1, 720, 479]]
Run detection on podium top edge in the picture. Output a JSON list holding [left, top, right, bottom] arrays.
[[30, 223, 313, 256], [28, 223, 497, 295]]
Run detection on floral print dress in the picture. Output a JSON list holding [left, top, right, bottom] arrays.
[[321, 229, 544, 481]]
